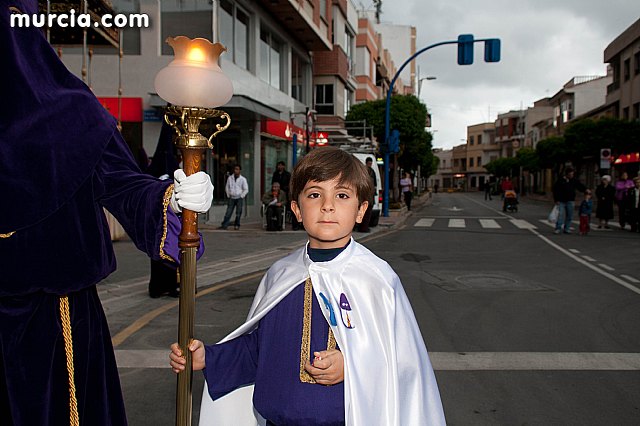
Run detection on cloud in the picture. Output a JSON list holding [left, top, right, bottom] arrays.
[[374, 0, 637, 149]]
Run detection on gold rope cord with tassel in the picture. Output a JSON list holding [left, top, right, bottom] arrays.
[[59, 296, 80, 426], [299, 278, 336, 384]]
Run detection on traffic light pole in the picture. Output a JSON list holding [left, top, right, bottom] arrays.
[[383, 35, 501, 217]]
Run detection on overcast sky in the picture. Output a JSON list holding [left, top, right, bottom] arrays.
[[369, 0, 638, 149]]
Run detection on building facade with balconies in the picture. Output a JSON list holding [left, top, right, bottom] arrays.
[[59, 0, 330, 223], [604, 17, 640, 121], [466, 123, 497, 191]]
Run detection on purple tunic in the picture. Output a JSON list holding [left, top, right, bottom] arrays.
[[0, 1, 197, 423], [204, 246, 347, 425]]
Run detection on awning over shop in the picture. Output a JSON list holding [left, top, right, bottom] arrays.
[[98, 97, 142, 122], [613, 152, 640, 164], [260, 120, 327, 147]]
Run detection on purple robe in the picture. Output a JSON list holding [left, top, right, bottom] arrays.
[[0, 1, 195, 423], [203, 246, 346, 425]]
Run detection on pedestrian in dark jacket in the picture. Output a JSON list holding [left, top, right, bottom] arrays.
[[595, 175, 615, 229], [552, 167, 586, 234]]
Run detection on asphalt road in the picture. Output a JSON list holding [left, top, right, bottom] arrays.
[[107, 192, 640, 425]]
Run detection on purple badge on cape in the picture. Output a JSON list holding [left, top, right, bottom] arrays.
[[339, 293, 355, 329]]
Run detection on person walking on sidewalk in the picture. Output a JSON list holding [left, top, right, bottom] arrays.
[[626, 177, 640, 233], [578, 190, 593, 235], [614, 172, 634, 230], [595, 175, 615, 229], [552, 166, 586, 234], [219, 164, 249, 230], [400, 171, 414, 211]]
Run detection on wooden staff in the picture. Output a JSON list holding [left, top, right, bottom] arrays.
[[175, 146, 203, 426]]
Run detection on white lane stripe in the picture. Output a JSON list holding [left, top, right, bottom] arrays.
[[415, 218, 435, 227], [569, 249, 581, 254], [581, 255, 596, 262], [429, 352, 640, 371], [117, 350, 640, 370], [479, 219, 501, 229], [621, 275, 640, 284], [448, 219, 465, 228], [599, 264, 615, 272], [528, 228, 640, 296], [510, 219, 536, 229]]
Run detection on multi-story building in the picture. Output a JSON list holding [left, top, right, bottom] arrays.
[[494, 110, 525, 158], [451, 144, 468, 190], [548, 75, 611, 136], [58, 0, 330, 223], [311, 0, 360, 146], [372, 19, 416, 95], [430, 148, 453, 190], [466, 123, 497, 190], [604, 17, 640, 121]]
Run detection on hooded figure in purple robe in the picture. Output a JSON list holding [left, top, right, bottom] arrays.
[[0, 1, 212, 423]]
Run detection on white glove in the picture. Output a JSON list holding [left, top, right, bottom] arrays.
[[170, 169, 214, 213]]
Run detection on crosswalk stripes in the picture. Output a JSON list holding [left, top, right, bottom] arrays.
[[414, 218, 435, 227], [479, 219, 501, 229], [413, 218, 536, 230], [448, 219, 466, 228]]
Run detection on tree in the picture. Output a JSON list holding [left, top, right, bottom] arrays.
[[484, 157, 519, 177], [536, 136, 568, 173], [346, 95, 436, 176], [515, 147, 539, 172]]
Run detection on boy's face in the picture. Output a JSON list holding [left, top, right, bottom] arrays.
[[291, 176, 368, 249]]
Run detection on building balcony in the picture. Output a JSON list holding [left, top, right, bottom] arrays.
[[258, 0, 331, 51], [607, 81, 620, 94], [313, 47, 350, 80]]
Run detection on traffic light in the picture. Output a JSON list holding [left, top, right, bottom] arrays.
[[484, 39, 501, 63], [457, 34, 474, 65]]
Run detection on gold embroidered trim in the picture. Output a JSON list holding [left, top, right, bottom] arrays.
[[299, 278, 336, 384], [59, 296, 80, 426], [0, 231, 16, 238], [159, 184, 174, 262]]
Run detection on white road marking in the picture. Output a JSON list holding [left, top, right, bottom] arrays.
[[448, 219, 466, 228], [529, 228, 640, 296], [509, 219, 537, 229], [598, 264, 615, 271], [414, 218, 435, 227], [429, 352, 640, 371], [479, 219, 501, 229], [569, 249, 581, 254], [621, 275, 640, 284], [117, 350, 640, 370], [581, 255, 596, 262]]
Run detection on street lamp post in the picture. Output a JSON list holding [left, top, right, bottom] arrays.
[[418, 76, 436, 98], [382, 35, 501, 217]]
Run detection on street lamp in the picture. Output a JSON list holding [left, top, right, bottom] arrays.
[[154, 35, 233, 426], [418, 76, 436, 98]]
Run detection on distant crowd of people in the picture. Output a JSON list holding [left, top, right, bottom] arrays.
[[552, 167, 639, 236]]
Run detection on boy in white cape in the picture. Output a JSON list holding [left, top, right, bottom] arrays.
[[170, 148, 445, 425]]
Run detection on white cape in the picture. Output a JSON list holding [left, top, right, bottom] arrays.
[[199, 239, 446, 426]]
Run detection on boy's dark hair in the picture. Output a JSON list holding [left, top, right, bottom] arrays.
[[290, 148, 373, 206], [277, 160, 285, 166]]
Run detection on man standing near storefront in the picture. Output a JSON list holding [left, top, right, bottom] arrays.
[[219, 165, 249, 230]]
